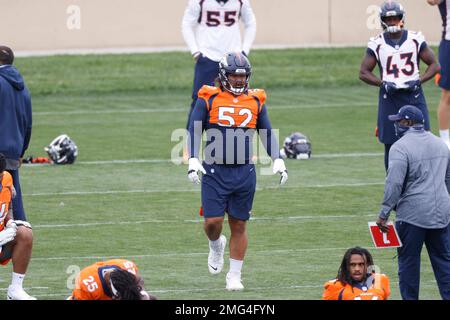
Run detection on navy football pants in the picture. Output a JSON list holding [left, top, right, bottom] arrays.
[[439, 39, 450, 90], [396, 221, 450, 300], [6, 169, 27, 221], [186, 55, 220, 129]]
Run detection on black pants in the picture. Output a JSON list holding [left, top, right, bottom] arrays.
[[396, 221, 450, 300]]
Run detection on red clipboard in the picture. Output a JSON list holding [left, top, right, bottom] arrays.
[[368, 222, 402, 248]]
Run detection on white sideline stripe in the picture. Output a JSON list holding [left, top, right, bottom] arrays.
[[31, 285, 323, 298], [32, 214, 374, 229], [22, 152, 383, 167], [33, 102, 375, 116], [151, 284, 323, 294], [314, 152, 383, 159], [77, 159, 171, 165], [24, 182, 384, 197], [72, 153, 383, 165], [0, 287, 48, 291], [31, 247, 355, 261], [31, 280, 442, 298]]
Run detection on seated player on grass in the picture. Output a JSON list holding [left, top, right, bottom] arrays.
[[323, 247, 390, 300]]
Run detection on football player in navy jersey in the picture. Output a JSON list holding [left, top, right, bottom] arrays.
[[359, 1, 440, 170], [427, 0, 450, 149]]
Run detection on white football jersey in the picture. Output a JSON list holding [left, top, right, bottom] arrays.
[[367, 31, 427, 89], [181, 0, 256, 62]]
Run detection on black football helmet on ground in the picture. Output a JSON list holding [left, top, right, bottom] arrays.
[[45, 134, 78, 164], [280, 132, 312, 160]]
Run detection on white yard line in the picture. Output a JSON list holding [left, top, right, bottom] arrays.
[[0, 287, 49, 291], [145, 284, 324, 294], [32, 214, 374, 229], [313, 152, 382, 159], [30, 284, 323, 298], [22, 152, 383, 167], [24, 181, 384, 197], [74, 153, 383, 165], [31, 247, 360, 261], [33, 102, 375, 116], [31, 280, 441, 298]]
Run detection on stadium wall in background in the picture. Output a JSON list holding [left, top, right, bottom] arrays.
[[0, 0, 442, 54]]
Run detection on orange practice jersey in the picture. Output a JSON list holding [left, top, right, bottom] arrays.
[[322, 273, 390, 300], [71, 259, 138, 300], [197, 85, 266, 129], [0, 171, 13, 232], [191, 85, 272, 164]]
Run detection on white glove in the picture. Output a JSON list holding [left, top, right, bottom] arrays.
[[5, 220, 17, 231], [0, 227, 17, 246], [272, 158, 288, 185], [188, 158, 206, 184]]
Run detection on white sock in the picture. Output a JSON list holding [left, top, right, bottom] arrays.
[[439, 130, 450, 142], [11, 272, 25, 288], [209, 237, 222, 251], [229, 258, 243, 274]]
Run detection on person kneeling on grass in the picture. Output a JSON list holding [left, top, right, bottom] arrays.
[[68, 259, 156, 300], [323, 247, 390, 300], [0, 153, 35, 300]]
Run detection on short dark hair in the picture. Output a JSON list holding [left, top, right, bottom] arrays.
[[110, 269, 143, 300], [0, 153, 6, 172], [337, 247, 374, 285], [0, 46, 14, 65]]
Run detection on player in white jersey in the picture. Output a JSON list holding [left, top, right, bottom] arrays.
[[360, 1, 440, 171], [427, 0, 450, 149], [181, 0, 257, 127]]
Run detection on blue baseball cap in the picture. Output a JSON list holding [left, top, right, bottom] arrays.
[[388, 105, 424, 123]]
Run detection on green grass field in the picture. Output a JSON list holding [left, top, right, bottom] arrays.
[[0, 47, 444, 300]]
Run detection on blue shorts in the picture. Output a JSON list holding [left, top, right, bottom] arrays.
[[201, 163, 256, 221], [439, 40, 450, 90], [377, 87, 430, 145]]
